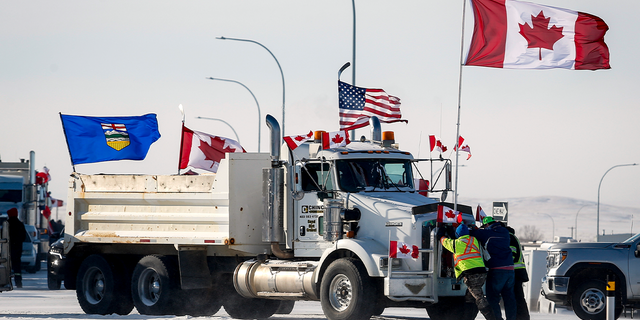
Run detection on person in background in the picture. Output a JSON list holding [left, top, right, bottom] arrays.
[[470, 216, 516, 320], [506, 226, 530, 320], [439, 224, 497, 320], [7, 208, 26, 288]]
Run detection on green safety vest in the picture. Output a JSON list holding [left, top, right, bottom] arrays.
[[509, 233, 526, 270], [440, 235, 485, 279]]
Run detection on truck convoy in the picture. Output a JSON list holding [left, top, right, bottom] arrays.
[[63, 115, 479, 320], [542, 233, 640, 320]]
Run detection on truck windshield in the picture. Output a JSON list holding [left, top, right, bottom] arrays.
[[336, 159, 413, 192]]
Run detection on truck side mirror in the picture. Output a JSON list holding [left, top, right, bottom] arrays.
[[635, 244, 640, 258]]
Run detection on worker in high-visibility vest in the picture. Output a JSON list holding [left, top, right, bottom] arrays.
[[506, 226, 530, 320], [440, 224, 497, 320]]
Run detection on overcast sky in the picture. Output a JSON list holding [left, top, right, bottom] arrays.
[[1, 0, 639, 210]]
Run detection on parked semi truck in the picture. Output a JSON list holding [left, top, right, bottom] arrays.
[[63, 115, 479, 320]]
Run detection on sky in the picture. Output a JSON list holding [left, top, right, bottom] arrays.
[[1, 0, 639, 212]]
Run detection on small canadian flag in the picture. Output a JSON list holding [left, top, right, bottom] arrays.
[[476, 205, 488, 222], [437, 205, 459, 224], [429, 135, 447, 153], [389, 241, 420, 259], [283, 131, 313, 151], [322, 130, 350, 149]]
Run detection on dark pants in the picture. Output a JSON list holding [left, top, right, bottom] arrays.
[[486, 269, 516, 320], [514, 279, 530, 320], [10, 248, 21, 274], [463, 273, 490, 311]]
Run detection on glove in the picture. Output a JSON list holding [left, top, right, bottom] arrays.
[[436, 227, 446, 240]]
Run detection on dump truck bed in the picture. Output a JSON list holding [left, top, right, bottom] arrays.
[[64, 153, 273, 256]]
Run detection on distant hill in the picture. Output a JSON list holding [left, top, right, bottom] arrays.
[[457, 196, 640, 242]]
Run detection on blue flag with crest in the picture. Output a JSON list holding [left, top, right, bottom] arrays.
[[60, 113, 161, 165]]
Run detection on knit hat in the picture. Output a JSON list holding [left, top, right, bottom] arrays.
[[7, 208, 18, 217], [455, 224, 469, 238]]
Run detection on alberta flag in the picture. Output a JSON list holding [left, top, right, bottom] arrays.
[[60, 113, 161, 165], [466, 0, 610, 70]]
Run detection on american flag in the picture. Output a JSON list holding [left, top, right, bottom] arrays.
[[339, 81, 407, 130]]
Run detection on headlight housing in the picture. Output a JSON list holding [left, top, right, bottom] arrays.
[[546, 250, 567, 268]]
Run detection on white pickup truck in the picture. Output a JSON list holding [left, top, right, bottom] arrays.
[[63, 115, 478, 320]]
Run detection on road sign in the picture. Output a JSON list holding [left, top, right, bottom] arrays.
[[492, 202, 508, 223]]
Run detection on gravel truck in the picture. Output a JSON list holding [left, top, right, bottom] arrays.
[[63, 115, 479, 320], [541, 233, 640, 320]]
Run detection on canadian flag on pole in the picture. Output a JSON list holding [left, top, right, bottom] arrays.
[[476, 205, 488, 222], [429, 135, 447, 153], [466, 0, 610, 70], [180, 126, 246, 173], [322, 130, 350, 150], [437, 205, 459, 224], [454, 136, 472, 160], [389, 241, 420, 259], [283, 131, 313, 151]]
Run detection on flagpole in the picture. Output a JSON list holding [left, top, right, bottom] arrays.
[[59, 112, 77, 173], [177, 104, 185, 175], [453, 0, 469, 212]]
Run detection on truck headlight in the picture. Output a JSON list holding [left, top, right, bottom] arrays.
[[546, 251, 567, 268]]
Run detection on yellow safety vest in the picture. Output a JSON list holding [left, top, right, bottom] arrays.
[[510, 233, 526, 270], [440, 235, 485, 279]]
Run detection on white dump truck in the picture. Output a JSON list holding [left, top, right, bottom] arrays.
[[63, 115, 478, 320]]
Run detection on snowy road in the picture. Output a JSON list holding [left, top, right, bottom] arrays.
[[0, 264, 581, 320]]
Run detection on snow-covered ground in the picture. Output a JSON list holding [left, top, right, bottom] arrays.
[[0, 263, 582, 320]]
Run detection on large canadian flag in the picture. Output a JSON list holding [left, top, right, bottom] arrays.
[[466, 0, 610, 70], [283, 131, 313, 151], [180, 126, 245, 173]]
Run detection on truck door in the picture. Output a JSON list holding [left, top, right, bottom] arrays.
[[294, 162, 334, 256], [629, 238, 640, 296]]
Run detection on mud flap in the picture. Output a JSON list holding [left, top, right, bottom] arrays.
[[178, 246, 212, 290]]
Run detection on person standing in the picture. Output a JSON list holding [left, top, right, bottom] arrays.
[[7, 208, 26, 288], [506, 226, 530, 320], [439, 224, 497, 320], [470, 216, 516, 320]]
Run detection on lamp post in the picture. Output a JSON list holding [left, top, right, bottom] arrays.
[[574, 204, 593, 241], [597, 163, 638, 242], [217, 36, 285, 138], [541, 213, 555, 242], [206, 77, 261, 152], [350, 0, 356, 140], [195, 116, 241, 144]]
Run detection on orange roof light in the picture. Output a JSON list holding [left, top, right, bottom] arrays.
[[314, 131, 326, 143]]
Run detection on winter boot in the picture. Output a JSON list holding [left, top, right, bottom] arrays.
[[480, 305, 498, 320], [14, 273, 22, 288]]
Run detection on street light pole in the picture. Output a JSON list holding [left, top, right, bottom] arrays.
[[574, 204, 593, 241], [217, 36, 285, 138], [597, 163, 638, 242], [542, 213, 555, 242], [206, 77, 261, 152], [195, 116, 241, 144]]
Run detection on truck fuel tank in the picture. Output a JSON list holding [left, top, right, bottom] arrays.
[[233, 259, 318, 300]]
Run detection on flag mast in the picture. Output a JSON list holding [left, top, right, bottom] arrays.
[[177, 104, 185, 175], [453, 0, 470, 212]]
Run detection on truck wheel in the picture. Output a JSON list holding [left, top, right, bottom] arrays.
[[47, 275, 62, 290], [320, 258, 375, 320], [426, 297, 478, 320], [222, 286, 280, 319], [76, 254, 134, 315], [275, 300, 295, 314], [176, 288, 222, 316], [131, 255, 180, 315], [572, 280, 622, 320]]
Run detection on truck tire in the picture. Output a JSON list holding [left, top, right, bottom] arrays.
[[572, 280, 622, 320], [176, 288, 222, 316], [131, 255, 181, 315], [222, 285, 280, 319], [76, 254, 134, 315], [275, 300, 295, 314], [320, 258, 376, 320], [47, 275, 62, 290], [426, 297, 478, 320]]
